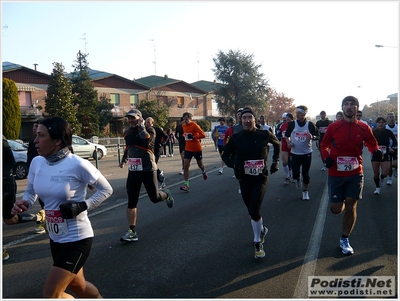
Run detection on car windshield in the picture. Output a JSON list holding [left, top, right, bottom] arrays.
[[8, 140, 27, 151]]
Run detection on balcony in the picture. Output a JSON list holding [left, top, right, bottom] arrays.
[[20, 106, 41, 118]]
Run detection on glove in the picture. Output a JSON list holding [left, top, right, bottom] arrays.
[[372, 149, 383, 161], [60, 201, 88, 219], [270, 162, 279, 174], [186, 133, 194, 140], [324, 157, 335, 168]]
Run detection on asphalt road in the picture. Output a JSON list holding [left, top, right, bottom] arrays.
[[2, 143, 398, 298]]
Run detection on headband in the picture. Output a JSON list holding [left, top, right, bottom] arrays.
[[296, 108, 307, 115]]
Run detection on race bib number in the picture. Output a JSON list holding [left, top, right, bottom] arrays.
[[294, 132, 308, 142], [185, 133, 194, 141], [244, 160, 265, 176], [218, 133, 225, 140], [378, 145, 387, 154], [336, 156, 359, 172], [128, 158, 143, 171], [45, 210, 68, 235], [319, 126, 328, 134]]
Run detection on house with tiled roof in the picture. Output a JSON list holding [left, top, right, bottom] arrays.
[[135, 75, 213, 123]]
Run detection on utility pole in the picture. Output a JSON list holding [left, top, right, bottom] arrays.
[[33, 63, 38, 71]]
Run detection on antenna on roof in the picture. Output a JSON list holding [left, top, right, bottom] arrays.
[[149, 39, 156, 75], [81, 33, 88, 54]]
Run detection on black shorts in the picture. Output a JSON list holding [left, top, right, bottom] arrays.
[[217, 145, 224, 154], [3, 175, 16, 219], [184, 150, 203, 161], [179, 141, 185, 154], [50, 237, 93, 274], [328, 174, 364, 203]]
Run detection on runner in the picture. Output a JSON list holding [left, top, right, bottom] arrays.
[[280, 113, 294, 185], [119, 110, 174, 242], [212, 117, 229, 174], [284, 105, 319, 200], [180, 112, 207, 192], [385, 112, 398, 185], [11, 116, 113, 297], [222, 107, 280, 259], [320, 96, 381, 255], [315, 110, 332, 171]]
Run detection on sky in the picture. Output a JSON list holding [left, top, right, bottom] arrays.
[[1, 1, 399, 118]]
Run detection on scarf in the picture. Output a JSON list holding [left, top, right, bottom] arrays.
[[45, 147, 70, 164]]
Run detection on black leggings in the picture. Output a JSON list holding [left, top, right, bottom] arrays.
[[291, 153, 312, 184], [239, 176, 268, 221], [126, 171, 161, 208]]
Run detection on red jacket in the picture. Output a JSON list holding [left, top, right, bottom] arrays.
[[320, 119, 379, 177]]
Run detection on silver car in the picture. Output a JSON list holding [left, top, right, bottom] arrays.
[[72, 135, 107, 160], [7, 140, 28, 179]]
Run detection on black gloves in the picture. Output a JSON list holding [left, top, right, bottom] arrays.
[[270, 162, 279, 174], [186, 133, 194, 140], [324, 157, 335, 168], [372, 149, 383, 161], [60, 201, 88, 219]]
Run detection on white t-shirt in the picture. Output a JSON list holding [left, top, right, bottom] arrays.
[[24, 153, 100, 243]]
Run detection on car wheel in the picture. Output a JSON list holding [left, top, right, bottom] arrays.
[[94, 149, 103, 160], [14, 162, 28, 179]]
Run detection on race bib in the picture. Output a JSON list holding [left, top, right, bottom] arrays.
[[244, 160, 265, 176], [218, 133, 225, 140], [319, 126, 328, 134], [378, 145, 387, 155], [294, 132, 308, 142], [336, 156, 359, 172], [128, 158, 143, 171], [45, 210, 68, 235]]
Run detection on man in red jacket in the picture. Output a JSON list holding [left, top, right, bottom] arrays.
[[320, 96, 380, 255]]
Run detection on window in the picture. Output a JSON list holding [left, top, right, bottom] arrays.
[[130, 94, 138, 107], [18, 91, 32, 106], [110, 94, 120, 106], [177, 97, 184, 108]]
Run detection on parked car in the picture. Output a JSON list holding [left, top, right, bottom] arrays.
[[72, 135, 107, 160], [7, 139, 28, 179]]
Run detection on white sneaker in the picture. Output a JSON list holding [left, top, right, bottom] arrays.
[[238, 188, 241, 194], [339, 237, 354, 255], [179, 169, 184, 175], [171, 154, 173, 157], [386, 178, 393, 185], [321, 166, 327, 171], [218, 168, 223, 174], [296, 179, 302, 189], [374, 187, 381, 195], [302, 190, 310, 200]]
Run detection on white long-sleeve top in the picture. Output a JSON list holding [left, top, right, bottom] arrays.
[[23, 153, 113, 243]]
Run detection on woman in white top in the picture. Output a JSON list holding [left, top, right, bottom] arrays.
[[12, 117, 113, 298]]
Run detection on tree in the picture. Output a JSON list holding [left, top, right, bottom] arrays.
[[196, 119, 210, 132], [45, 63, 80, 134], [212, 49, 270, 117], [96, 93, 114, 135], [137, 99, 169, 128], [2, 78, 21, 139], [266, 88, 296, 125], [70, 50, 100, 138]]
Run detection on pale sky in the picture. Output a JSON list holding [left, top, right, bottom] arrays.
[[1, 1, 398, 118]]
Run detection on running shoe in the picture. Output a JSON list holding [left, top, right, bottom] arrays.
[[218, 168, 223, 174], [296, 179, 302, 189], [34, 224, 46, 234], [339, 237, 354, 255], [238, 188, 241, 194], [283, 177, 290, 185], [260, 226, 268, 244], [321, 166, 327, 171], [163, 189, 174, 208], [179, 169, 184, 175], [202, 170, 208, 180], [120, 229, 138, 242], [180, 184, 190, 192], [3, 249, 9, 261], [254, 242, 265, 259], [302, 190, 310, 200], [374, 188, 381, 195], [386, 178, 393, 185]]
